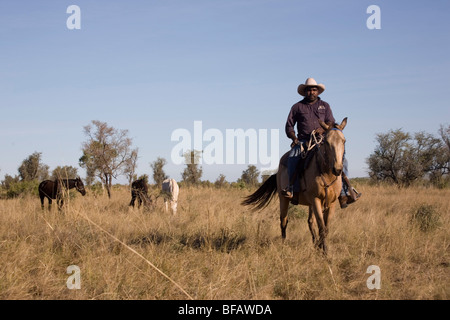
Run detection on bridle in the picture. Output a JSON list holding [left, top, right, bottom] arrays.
[[315, 128, 344, 211], [75, 179, 85, 193]]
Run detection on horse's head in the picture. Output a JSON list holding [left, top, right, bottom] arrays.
[[144, 194, 156, 211], [319, 117, 347, 176], [75, 177, 87, 196]]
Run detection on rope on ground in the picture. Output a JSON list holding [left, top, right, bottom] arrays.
[[73, 209, 194, 300]]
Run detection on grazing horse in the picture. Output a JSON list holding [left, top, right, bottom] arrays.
[[242, 118, 347, 255], [129, 178, 154, 210], [162, 178, 179, 215], [39, 177, 86, 210]]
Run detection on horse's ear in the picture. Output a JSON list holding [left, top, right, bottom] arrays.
[[319, 119, 330, 131], [336, 117, 347, 131]]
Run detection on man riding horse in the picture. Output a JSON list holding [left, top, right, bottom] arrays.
[[281, 78, 361, 208]]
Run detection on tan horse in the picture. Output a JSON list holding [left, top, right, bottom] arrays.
[[242, 118, 347, 255]]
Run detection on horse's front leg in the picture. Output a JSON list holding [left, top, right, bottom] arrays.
[[138, 196, 143, 208], [279, 195, 290, 240], [308, 206, 318, 245], [57, 195, 63, 211], [323, 202, 336, 228], [312, 198, 328, 255]]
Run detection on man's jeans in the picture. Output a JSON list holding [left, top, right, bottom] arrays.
[[287, 142, 306, 193]]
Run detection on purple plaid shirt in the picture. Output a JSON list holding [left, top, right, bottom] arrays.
[[285, 97, 335, 140]]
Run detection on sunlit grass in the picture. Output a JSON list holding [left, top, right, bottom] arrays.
[[0, 184, 448, 299]]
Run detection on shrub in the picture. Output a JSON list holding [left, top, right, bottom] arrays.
[[6, 180, 40, 198], [410, 204, 441, 232]]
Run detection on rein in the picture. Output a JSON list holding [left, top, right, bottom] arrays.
[[320, 174, 339, 212], [315, 133, 340, 211], [302, 129, 324, 158]]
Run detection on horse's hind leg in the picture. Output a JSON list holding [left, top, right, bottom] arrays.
[[129, 195, 135, 207], [57, 196, 63, 211], [279, 195, 290, 240], [47, 198, 52, 211]]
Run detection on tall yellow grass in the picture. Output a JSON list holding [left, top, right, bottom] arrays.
[[0, 184, 448, 300]]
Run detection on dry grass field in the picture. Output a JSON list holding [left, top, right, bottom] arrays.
[[0, 183, 448, 300]]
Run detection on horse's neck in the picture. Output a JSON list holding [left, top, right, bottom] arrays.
[[60, 179, 75, 189], [315, 146, 332, 176]]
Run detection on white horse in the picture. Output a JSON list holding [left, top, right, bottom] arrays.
[[162, 178, 179, 215]]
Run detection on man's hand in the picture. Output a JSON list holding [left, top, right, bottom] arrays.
[[315, 127, 325, 135], [288, 131, 298, 148]]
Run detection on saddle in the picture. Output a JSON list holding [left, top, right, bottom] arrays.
[[280, 145, 317, 171], [285, 131, 324, 193], [292, 146, 318, 192]]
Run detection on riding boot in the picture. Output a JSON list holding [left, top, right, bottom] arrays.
[[282, 170, 297, 199], [341, 173, 362, 207], [346, 187, 362, 204], [284, 144, 304, 199], [290, 192, 300, 205], [281, 185, 294, 199]]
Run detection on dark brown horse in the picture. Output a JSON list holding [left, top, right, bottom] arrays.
[[242, 118, 347, 255], [39, 177, 86, 210], [129, 178, 154, 210]]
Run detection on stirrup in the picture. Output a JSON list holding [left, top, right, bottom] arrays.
[[339, 195, 348, 209], [347, 189, 362, 204], [281, 187, 293, 199]]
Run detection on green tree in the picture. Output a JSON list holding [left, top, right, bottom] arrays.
[[79, 120, 138, 198], [51, 166, 79, 180], [437, 124, 450, 175], [428, 124, 450, 187], [124, 148, 139, 186], [367, 127, 448, 187], [1, 152, 48, 198], [214, 174, 228, 188], [366, 129, 411, 186], [239, 165, 260, 187], [1, 174, 19, 190], [150, 157, 168, 186], [181, 150, 202, 185], [18, 152, 49, 182]]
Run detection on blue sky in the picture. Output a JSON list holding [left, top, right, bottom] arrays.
[[1, 0, 449, 184]]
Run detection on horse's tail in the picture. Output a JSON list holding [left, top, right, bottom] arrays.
[[38, 180, 49, 196], [241, 174, 278, 211]]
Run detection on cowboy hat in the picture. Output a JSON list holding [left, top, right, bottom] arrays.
[[297, 78, 325, 96]]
